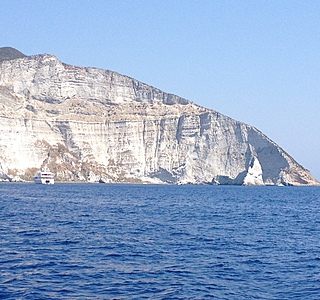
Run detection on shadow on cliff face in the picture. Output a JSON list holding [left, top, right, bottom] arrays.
[[149, 167, 177, 183], [213, 171, 247, 185]]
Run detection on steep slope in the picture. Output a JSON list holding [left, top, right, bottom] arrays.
[[0, 49, 318, 185]]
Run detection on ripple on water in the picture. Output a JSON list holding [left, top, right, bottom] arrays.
[[0, 184, 320, 299]]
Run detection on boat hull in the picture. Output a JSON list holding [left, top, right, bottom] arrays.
[[34, 178, 54, 184]]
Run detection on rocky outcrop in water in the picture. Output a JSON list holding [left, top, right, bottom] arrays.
[[0, 48, 318, 185]]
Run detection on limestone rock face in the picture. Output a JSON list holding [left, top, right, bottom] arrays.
[[243, 157, 264, 186], [0, 49, 318, 185]]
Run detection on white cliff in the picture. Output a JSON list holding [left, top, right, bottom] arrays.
[[0, 49, 318, 185]]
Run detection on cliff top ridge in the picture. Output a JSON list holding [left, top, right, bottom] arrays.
[[0, 47, 26, 62]]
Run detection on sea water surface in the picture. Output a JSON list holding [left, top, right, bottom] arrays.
[[1, 183, 320, 299]]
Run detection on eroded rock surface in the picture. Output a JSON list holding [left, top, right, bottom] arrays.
[[0, 49, 318, 185]]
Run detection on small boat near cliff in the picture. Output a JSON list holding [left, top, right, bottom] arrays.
[[34, 167, 54, 184]]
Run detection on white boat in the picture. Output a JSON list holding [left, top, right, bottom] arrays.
[[34, 167, 54, 184]]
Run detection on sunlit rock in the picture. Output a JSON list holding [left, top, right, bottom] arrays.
[[243, 157, 264, 186], [0, 48, 318, 185]]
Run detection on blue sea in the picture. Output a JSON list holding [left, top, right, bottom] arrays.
[[1, 183, 320, 299]]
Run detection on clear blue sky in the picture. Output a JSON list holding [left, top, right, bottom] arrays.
[[1, 0, 319, 180]]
